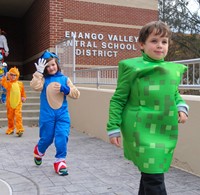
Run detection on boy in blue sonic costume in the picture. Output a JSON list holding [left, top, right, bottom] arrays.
[[0, 53, 7, 103], [30, 51, 80, 176]]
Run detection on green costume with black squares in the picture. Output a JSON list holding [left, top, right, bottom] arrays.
[[107, 52, 188, 174]]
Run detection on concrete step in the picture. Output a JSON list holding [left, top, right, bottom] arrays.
[[26, 97, 40, 103], [0, 103, 40, 110], [0, 117, 39, 128], [0, 80, 42, 127], [0, 102, 40, 127], [23, 103, 40, 110], [22, 80, 31, 85], [26, 91, 40, 97], [24, 86, 38, 91], [0, 96, 40, 104], [0, 109, 40, 118], [1, 96, 41, 104]]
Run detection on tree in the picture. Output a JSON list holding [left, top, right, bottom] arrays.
[[158, 0, 200, 60]]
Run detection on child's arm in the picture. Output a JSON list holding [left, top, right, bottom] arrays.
[[178, 111, 188, 123], [110, 137, 121, 147], [2, 35, 9, 56], [107, 61, 135, 146], [52, 78, 80, 99], [20, 82, 27, 103], [1, 74, 9, 89], [30, 72, 45, 91], [30, 58, 47, 91], [67, 78, 80, 99], [175, 89, 189, 123]]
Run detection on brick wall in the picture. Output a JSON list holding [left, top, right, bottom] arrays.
[[23, 0, 67, 76], [23, 0, 51, 75], [24, 0, 158, 70], [65, 0, 157, 26], [63, 0, 158, 67], [62, 0, 158, 66], [1, 0, 158, 77], [23, 0, 50, 58], [49, 0, 65, 47]]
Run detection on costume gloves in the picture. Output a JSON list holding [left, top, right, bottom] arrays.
[[60, 85, 70, 95], [34, 58, 48, 74]]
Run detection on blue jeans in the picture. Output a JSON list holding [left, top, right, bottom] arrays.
[[1, 85, 6, 103]]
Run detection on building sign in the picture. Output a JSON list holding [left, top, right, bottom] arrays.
[[65, 31, 138, 58]]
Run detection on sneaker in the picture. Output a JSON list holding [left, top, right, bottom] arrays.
[[34, 145, 44, 166], [54, 161, 68, 176], [16, 131, 23, 137], [6, 129, 14, 135]]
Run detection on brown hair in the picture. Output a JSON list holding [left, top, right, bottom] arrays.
[[0, 28, 7, 35], [138, 21, 172, 44]]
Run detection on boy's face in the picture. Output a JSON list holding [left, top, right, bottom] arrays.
[[140, 30, 169, 60], [9, 73, 17, 81], [46, 58, 58, 75]]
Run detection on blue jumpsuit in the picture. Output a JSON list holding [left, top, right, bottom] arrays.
[[39, 72, 70, 159]]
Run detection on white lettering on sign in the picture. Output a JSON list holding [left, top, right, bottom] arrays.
[[65, 31, 139, 57], [107, 34, 138, 43], [101, 42, 136, 50], [76, 49, 118, 57]]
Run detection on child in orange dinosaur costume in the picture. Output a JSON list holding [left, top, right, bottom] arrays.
[[1, 67, 26, 136]]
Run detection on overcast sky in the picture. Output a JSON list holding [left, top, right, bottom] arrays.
[[187, 0, 199, 13]]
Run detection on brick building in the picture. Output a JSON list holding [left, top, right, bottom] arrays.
[[0, 0, 158, 79]]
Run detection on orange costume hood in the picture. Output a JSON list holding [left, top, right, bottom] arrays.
[[8, 67, 20, 82]]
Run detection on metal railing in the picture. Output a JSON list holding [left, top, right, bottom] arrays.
[[175, 58, 200, 89], [55, 36, 76, 82], [74, 66, 118, 88], [74, 58, 200, 89], [55, 37, 200, 90]]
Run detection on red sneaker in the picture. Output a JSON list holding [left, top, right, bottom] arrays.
[[33, 145, 44, 166], [54, 160, 68, 176]]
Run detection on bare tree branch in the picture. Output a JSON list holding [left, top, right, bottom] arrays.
[[158, 0, 200, 60]]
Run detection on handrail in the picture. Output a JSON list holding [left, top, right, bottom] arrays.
[[73, 58, 200, 89]]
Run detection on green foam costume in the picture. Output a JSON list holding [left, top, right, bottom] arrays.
[[107, 52, 188, 174]]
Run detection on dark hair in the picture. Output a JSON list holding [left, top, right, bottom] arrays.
[[43, 57, 61, 77], [138, 21, 171, 44], [0, 28, 6, 35]]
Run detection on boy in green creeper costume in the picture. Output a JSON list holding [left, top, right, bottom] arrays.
[[107, 21, 189, 195]]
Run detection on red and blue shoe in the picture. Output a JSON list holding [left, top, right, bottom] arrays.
[[54, 160, 68, 176], [34, 145, 44, 166]]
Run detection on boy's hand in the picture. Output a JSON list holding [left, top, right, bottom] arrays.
[[6, 72, 9, 79], [178, 111, 188, 123], [110, 136, 121, 147], [21, 97, 26, 103]]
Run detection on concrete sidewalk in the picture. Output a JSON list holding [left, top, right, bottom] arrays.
[[0, 126, 200, 195]]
